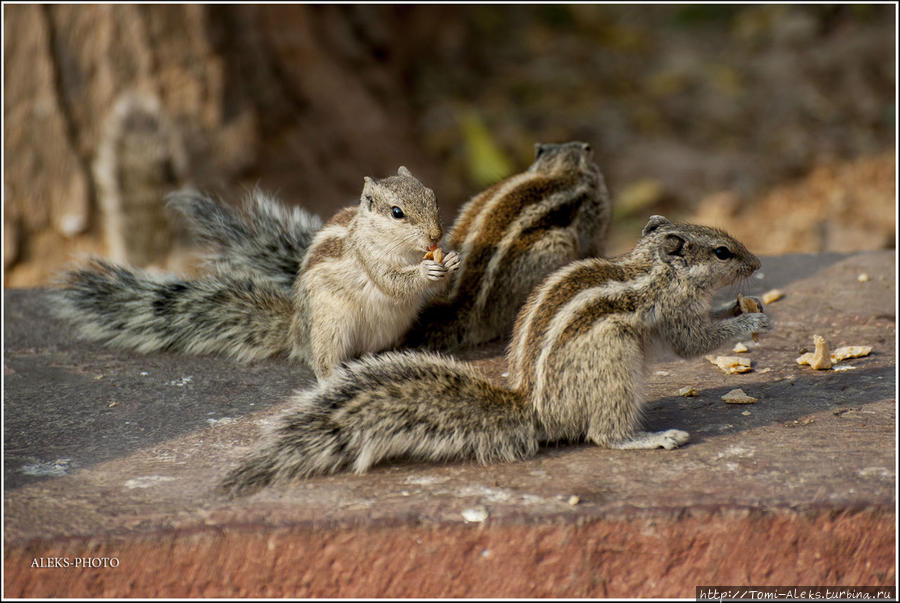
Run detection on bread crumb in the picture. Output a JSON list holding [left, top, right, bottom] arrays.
[[706, 355, 752, 374], [567, 495, 580, 506], [732, 342, 750, 353], [423, 247, 445, 263], [857, 273, 870, 282], [722, 389, 757, 404], [796, 336, 872, 369], [761, 289, 784, 304], [831, 345, 872, 362], [810, 334, 832, 369], [677, 386, 698, 397]]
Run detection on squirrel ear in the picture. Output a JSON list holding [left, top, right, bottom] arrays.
[[662, 233, 685, 257], [361, 177, 376, 209], [642, 215, 672, 237], [534, 143, 547, 159], [397, 166, 412, 178]]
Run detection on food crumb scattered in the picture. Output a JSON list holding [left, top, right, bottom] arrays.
[[796, 335, 872, 369], [831, 345, 872, 362], [706, 355, 753, 374], [722, 389, 757, 404], [761, 289, 784, 304]]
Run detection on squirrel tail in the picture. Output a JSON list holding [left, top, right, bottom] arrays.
[[167, 189, 323, 290], [219, 351, 537, 496], [52, 258, 295, 362]]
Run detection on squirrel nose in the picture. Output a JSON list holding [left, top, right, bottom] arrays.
[[428, 227, 442, 245]]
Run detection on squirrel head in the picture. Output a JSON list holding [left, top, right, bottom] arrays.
[[529, 141, 597, 176], [638, 215, 761, 289], [359, 167, 443, 254]]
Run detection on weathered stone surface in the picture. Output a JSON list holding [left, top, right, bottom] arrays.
[[3, 251, 896, 596]]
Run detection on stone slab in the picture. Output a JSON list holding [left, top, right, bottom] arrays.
[[3, 251, 896, 597]]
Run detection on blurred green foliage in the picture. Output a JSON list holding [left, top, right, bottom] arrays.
[[410, 3, 893, 210], [460, 110, 515, 188]]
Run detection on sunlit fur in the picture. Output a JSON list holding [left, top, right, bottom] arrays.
[[403, 141, 611, 350], [221, 216, 770, 496], [156, 142, 610, 352], [53, 168, 458, 379], [168, 188, 323, 289]]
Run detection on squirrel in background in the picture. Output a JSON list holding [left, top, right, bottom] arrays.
[[402, 141, 611, 350], [219, 215, 770, 496], [53, 167, 459, 379]]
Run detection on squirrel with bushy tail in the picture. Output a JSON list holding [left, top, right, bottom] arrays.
[[220, 215, 771, 496], [54, 167, 460, 379]]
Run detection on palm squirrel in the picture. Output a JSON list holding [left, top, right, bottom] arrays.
[[53, 167, 460, 379], [160, 142, 610, 352], [402, 141, 610, 350], [220, 215, 770, 495]]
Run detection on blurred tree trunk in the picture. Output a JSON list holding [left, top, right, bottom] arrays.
[[3, 4, 447, 285]]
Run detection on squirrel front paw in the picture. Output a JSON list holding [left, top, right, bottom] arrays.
[[736, 312, 771, 336], [421, 259, 449, 281], [421, 250, 460, 281], [442, 250, 460, 273]]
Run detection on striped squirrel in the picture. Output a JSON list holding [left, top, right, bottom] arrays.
[[402, 141, 610, 350], [54, 167, 460, 379], [220, 215, 770, 495], [158, 142, 609, 351]]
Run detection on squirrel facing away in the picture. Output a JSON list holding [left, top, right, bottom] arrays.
[[219, 215, 770, 496], [397, 141, 609, 350], [53, 167, 460, 379]]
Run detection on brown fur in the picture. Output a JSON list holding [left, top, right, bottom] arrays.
[[54, 168, 459, 380], [220, 216, 770, 495], [403, 141, 610, 351]]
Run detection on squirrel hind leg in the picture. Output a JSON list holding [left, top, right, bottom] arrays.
[[608, 429, 690, 450]]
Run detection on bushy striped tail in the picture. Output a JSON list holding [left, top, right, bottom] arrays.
[[219, 351, 537, 496], [168, 189, 323, 289], [51, 258, 295, 362]]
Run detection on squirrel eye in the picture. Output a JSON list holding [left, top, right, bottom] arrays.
[[714, 246, 733, 260], [390, 206, 405, 219]]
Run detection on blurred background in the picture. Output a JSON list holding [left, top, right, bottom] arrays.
[[3, 4, 895, 287]]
